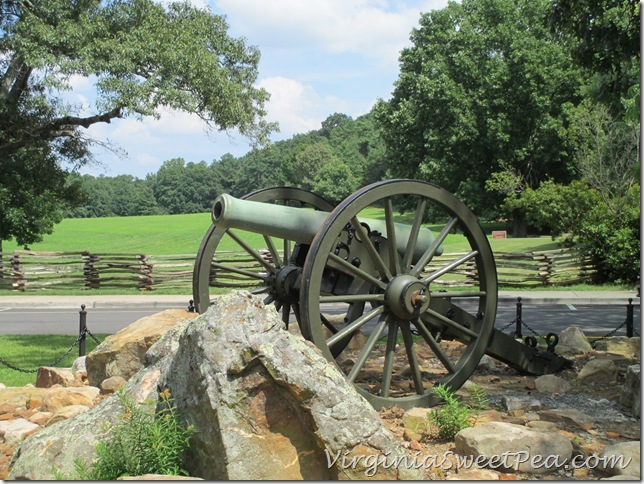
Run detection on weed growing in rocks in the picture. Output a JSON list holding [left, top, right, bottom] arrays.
[[427, 384, 488, 439], [54, 389, 194, 479]]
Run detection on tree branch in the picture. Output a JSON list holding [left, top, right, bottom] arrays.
[[0, 106, 123, 156]]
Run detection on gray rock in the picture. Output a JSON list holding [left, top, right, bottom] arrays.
[[577, 359, 617, 384], [9, 292, 419, 481], [539, 408, 594, 430], [455, 422, 572, 474], [535, 374, 571, 394], [556, 326, 592, 355], [501, 395, 542, 411], [620, 365, 640, 418], [476, 355, 496, 371], [598, 441, 640, 477], [71, 355, 87, 375]]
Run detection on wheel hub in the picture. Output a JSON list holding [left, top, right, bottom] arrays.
[[273, 265, 301, 303], [385, 275, 430, 320]]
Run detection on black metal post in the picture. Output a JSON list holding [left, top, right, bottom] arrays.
[[626, 298, 634, 338], [514, 297, 523, 339], [79, 304, 87, 357]]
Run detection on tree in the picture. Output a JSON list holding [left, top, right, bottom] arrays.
[[0, 0, 274, 243], [312, 158, 358, 204], [374, 0, 583, 226], [0, 147, 83, 251], [549, 0, 640, 111], [283, 141, 335, 192]]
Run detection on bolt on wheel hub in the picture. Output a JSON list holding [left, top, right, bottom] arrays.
[[384, 275, 430, 320]]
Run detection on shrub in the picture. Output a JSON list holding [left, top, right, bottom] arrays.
[[55, 389, 194, 480], [427, 383, 488, 440]]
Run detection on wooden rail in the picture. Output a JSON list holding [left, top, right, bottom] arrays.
[[0, 248, 595, 292]]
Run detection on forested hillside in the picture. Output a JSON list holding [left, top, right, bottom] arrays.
[[68, 112, 385, 217]]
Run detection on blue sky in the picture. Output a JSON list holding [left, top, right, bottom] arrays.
[[78, 0, 449, 179]]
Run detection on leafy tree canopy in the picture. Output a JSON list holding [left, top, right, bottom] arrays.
[[0, 0, 275, 162], [0, 0, 275, 246], [374, 0, 584, 217], [549, 0, 640, 111]]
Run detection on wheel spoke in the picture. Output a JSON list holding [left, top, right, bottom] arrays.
[[263, 235, 282, 269], [264, 294, 276, 305], [401, 198, 427, 269], [381, 319, 398, 398], [422, 250, 478, 284], [320, 294, 385, 304], [281, 303, 291, 329], [327, 305, 385, 349], [414, 318, 456, 374], [328, 253, 387, 291], [431, 291, 486, 298], [399, 321, 425, 395], [283, 238, 292, 266], [321, 314, 339, 334], [347, 316, 388, 382], [351, 216, 392, 282], [383, 197, 401, 276], [211, 261, 271, 281], [421, 308, 478, 339], [227, 229, 276, 273], [410, 217, 458, 277], [249, 286, 271, 295]]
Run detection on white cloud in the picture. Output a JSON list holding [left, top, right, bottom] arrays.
[[213, 0, 442, 64], [257, 76, 324, 135]]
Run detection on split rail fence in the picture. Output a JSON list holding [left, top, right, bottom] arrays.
[[0, 248, 595, 292]]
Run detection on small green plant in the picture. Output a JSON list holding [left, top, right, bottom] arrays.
[[427, 383, 488, 439], [54, 389, 194, 480]]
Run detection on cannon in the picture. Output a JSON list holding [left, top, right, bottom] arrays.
[[193, 180, 569, 410]]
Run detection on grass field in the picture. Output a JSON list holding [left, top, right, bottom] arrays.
[[0, 334, 108, 387], [2, 210, 561, 255]]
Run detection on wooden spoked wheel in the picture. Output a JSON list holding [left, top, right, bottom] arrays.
[[299, 180, 497, 409], [192, 187, 334, 327]]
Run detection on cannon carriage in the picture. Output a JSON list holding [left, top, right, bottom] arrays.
[[193, 179, 568, 410]]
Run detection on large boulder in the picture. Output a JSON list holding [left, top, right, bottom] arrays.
[[455, 422, 572, 474], [9, 292, 419, 480], [86, 309, 198, 387]]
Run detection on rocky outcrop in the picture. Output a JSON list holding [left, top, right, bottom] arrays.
[[86, 309, 198, 387], [455, 422, 573, 474], [9, 292, 419, 480]]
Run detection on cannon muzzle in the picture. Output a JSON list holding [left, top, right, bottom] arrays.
[[212, 193, 443, 263]]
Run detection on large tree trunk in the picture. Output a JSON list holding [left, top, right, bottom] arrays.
[[512, 209, 528, 238]]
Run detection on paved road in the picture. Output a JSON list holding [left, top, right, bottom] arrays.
[[0, 301, 639, 337]]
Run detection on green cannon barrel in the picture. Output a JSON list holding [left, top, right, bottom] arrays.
[[212, 194, 443, 263]]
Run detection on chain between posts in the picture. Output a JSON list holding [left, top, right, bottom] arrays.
[[0, 304, 102, 374]]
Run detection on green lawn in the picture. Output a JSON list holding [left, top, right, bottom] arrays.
[[0, 334, 108, 387], [2, 210, 560, 255]]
